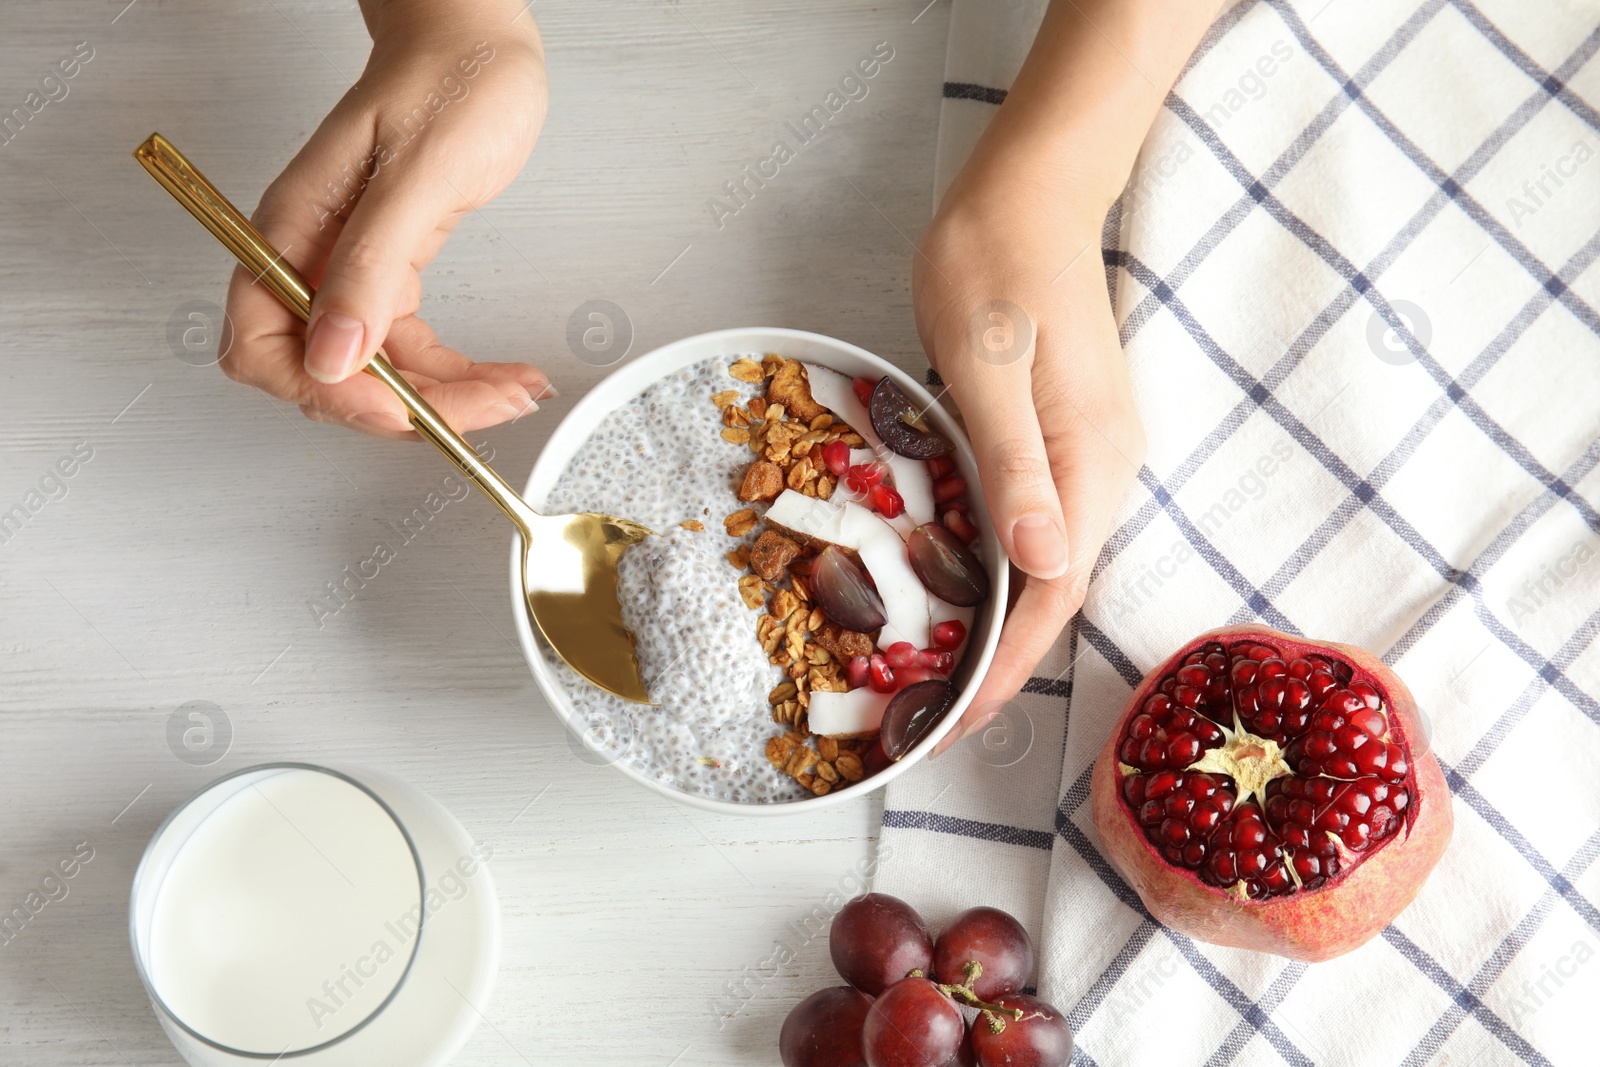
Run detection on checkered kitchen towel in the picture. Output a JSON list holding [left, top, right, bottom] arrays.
[[876, 2, 1600, 1065]]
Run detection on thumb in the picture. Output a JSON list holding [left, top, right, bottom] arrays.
[[304, 172, 457, 383], [938, 313, 1070, 581]]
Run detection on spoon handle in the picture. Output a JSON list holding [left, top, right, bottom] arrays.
[[133, 132, 537, 532]]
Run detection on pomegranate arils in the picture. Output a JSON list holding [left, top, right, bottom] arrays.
[[851, 376, 876, 407], [846, 462, 887, 494], [894, 664, 940, 688], [821, 439, 852, 477], [1117, 692, 1226, 771], [1115, 636, 1418, 901], [868, 483, 905, 519], [1123, 770, 1235, 871], [931, 474, 967, 505], [846, 654, 871, 690], [884, 642, 918, 669], [1265, 775, 1406, 872], [943, 508, 980, 544], [931, 619, 966, 650], [868, 654, 896, 693], [1201, 804, 1294, 898], [1158, 642, 1233, 726], [926, 455, 955, 479], [1283, 694, 1408, 784]]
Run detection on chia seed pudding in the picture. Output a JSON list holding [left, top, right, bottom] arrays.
[[539, 353, 990, 804], [541, 357, 806, 803]]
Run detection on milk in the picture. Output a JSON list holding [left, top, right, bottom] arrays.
[[144, 768, 422, 1054]]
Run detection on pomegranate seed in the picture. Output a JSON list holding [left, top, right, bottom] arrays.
[[851, 377, 876, 407], [868, 654, 895, 693], [943, 509, 980, 544], [846, 462, 887, 495], [1123, 770, 1234, 872], [932, 619, 967, 649], [917, 648, 954, 673], [869, 483, 905, 519], [931, 474, 966, 505], [927, 455, 956, 479], [821, 439, 851, 477], [1116, 691, 1225, 771], [895, 665, 939, 688], [846, 654, 871, 690], [884, 642, 918, 669]]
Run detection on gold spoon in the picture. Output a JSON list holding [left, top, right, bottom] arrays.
[[134, 132, 653, 703]]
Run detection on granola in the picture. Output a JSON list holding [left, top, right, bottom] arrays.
[[738, 460, 785, 503], [749, 529, 801, 581], [702, 353, 989, 797], [704, 354, 890, 789]]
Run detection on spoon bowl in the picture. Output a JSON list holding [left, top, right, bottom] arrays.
[[133, 133, 654, 703]]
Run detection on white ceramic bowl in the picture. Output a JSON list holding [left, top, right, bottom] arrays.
[[509, 328, 1007, 815]]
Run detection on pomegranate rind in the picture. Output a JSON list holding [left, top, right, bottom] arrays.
[[1089, 625, 1453, 962]]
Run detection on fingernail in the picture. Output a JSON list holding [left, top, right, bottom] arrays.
[[465, 401, 522, 432], [504, 389, 537, 419], [351, 410, 409, 432], [305, 312, 366, 383], [1011, 514, 1067, 578], [961, 713, 1001, 744], [536, 382, 560, 399]]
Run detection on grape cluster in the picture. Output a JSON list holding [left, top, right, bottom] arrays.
[[778, 894, 1073, 1067]]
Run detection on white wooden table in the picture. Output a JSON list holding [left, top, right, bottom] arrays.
[[0, 2, 951, 1062]]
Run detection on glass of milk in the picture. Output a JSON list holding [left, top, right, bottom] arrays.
[[130, 763, 499, 1066]]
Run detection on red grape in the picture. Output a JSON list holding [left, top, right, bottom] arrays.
[[932, 907, 1034, 1000], [907, 522, 988, 606], [868, 377, 951, 460], [862, 978, 962, 1067], [829, 894, 934, 996], [863, 738, 893, 777], [970, 994, 1073, 1067], [880, 681, 956, 760], [779, 986, 872, 1067], [812, 546, 888, 633]]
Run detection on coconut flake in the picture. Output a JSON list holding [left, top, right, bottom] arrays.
[[808, 687, 892, 737]]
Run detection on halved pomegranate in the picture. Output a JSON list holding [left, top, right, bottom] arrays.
[[1089, 626, 1452, 961]]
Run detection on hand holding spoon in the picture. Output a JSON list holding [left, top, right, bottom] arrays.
[[134, 132, 654, 703]]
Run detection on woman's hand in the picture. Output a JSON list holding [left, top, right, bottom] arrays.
[[221, 0, 552, 438], [917, 0, 1221, 754], [917, 150, 1145, 756]]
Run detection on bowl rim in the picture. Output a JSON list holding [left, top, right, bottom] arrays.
[[508, 326, 1008, 816]]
